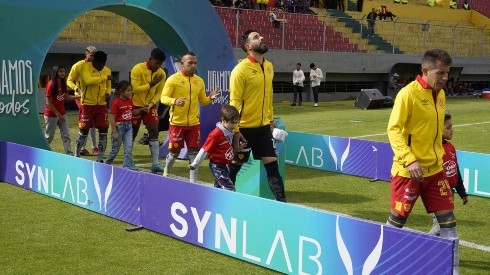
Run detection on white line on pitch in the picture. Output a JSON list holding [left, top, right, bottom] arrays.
[[460, 240, 490, 253], [453, 121, 490, 127], [351, 121, 490, 139]]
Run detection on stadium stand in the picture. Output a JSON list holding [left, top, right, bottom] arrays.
[[55, 2, 490, 57]]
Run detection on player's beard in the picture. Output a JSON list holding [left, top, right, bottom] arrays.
[[254, 43, 268, 54]]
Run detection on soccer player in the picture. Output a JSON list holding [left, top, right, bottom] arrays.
[[160, 51, 220, 181], [228, 29, 287, 202], [385, 49, 459, 273], [67, 46, 98, 156], [75, 51, 113, 162], [130, 48, 167, 173]]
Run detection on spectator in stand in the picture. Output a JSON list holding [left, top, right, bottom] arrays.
[[367, 8, 377, 37], [269, 10, 281, 28], [449, 0, 457, 9], [337, 0, 345, 11], [257, 0, 269, 10], [357, 0, 363, 12], [384, 6, 396, 21], [223, 0, 233, 7], [377, 5, 387, 20], [452, 81, 462, 95], [276, 0, 284, 10], [291, 63, 305, 106]]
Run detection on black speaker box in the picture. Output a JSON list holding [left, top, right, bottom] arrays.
[[383, 96, 394, 108], [354, 89, 386, 110]]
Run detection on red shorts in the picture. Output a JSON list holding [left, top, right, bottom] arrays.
[[75, 98, 82, 120], [390, 171, 454, 217], [79, 105, 108, 129], [132, 105, 159, 126], [168, 124, 200, 151]]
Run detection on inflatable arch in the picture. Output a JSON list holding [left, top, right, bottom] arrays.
[[0, 0, 235, 149]]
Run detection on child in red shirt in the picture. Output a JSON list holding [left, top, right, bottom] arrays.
[[44, 65, 78, 155], [189, 105, 242, 190], [105, 81, 140, 170], [429, 114, 468, 235]]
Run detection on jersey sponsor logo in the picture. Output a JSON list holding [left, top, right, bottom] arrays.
[[421, 99, 429, 106], [56, 93, 65, 101], [225, 147, 234, 160], [404, 187, 416, 194], [121, 110, 132, 120], [403, 194, 417, 201], [443, 160, 457, 178]]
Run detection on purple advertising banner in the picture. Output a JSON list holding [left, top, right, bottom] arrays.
[[0, 141, 141, 225], [1, 141, 454, 274]]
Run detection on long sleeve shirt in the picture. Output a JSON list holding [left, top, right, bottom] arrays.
[[161, 71, 211, 126], [230, 55, 274, 131], [67, 59, 87, 96], [130, 62, 166, 107], [310, 68, 323, 87], [79, 62, 112, 106], [293, 69, 305, 87], [387, 76, 446, 178]]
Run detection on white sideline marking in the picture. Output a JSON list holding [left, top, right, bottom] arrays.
[[351, 121, 490, 139], [460, 240, 490, 253]]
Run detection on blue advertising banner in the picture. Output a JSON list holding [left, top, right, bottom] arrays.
[[286, 131, 490, 198], [1, 141, 454, 274], [140, 176, 454, 274], [457, 150, 490, 198]]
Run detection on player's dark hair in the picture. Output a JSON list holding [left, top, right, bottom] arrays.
[[422, 49, 452, 68], [150, 48, 166, 62], [241, 29, 255, 53], [444, 113, 451, 122], [310, 63, 316, 69], [50, 65, 67, 97], [93, 51, 107, 63], [296, 63, 301, 66], [221, 105, 240, 122], [115, 80, 131, 96]]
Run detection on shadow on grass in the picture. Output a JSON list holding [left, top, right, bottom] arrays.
[[289, 190, 375, 204]]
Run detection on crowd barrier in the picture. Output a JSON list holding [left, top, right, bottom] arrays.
[[0, 140, 454, 274], [286, 131, 490, 198]]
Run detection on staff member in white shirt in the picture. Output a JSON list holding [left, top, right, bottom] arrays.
[[309, 63, 323, 107], [291, 63, 305, 106]]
